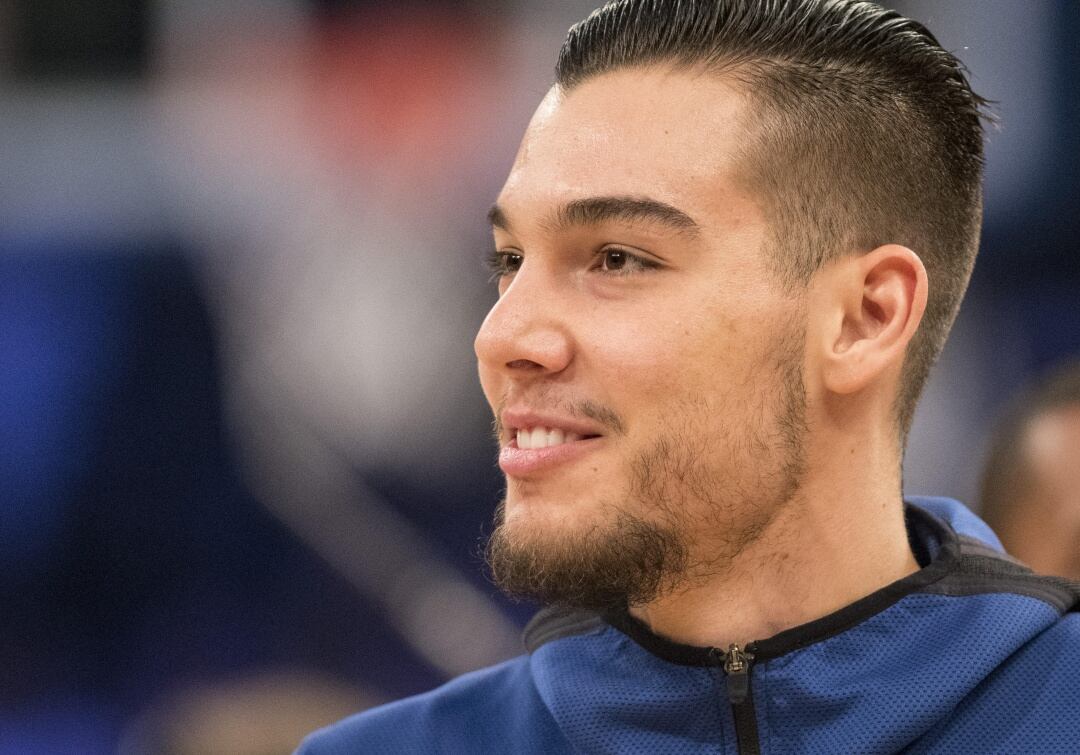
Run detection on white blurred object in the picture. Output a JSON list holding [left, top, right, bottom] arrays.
[[149, 11, 529, 676], [153, 16, 504, 478]]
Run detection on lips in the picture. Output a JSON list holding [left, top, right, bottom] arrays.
[[499, 409, 606, 477], [499, 434, 603, 477]]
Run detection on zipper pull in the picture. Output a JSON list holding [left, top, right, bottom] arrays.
[[723, 643, 754, 705]]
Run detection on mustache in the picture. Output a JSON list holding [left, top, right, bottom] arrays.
[[491, 396, 627, 441]]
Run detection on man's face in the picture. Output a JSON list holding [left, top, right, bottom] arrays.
[[475, 67, 808, 610]]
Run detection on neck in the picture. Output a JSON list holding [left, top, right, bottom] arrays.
[[628, 431, 918, 649]]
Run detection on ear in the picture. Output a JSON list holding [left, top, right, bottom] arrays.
[[818, 244, 928, 396]]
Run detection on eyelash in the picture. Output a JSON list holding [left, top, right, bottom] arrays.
[[486, 248, 660, 281], [486, 250, 522, 282]]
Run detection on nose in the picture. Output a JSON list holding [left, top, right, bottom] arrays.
[[474, 268, 574, 380]]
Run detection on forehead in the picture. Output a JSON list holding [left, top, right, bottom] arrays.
[[498, 67, 754, 222]]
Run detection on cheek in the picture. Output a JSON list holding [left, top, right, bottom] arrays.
[[583, 309, 749, 398], [578, 336, 690, 417]]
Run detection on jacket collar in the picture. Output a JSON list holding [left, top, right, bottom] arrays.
[[600, 503, 961, 664]]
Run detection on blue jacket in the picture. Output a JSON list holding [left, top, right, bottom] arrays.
[[298, 498, 1080, 753]]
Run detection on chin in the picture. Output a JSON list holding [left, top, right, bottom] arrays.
[[502, 489, 598, 532], [486, 492, 687, 610]]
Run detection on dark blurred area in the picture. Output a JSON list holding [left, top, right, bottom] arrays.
[[7, 0, 152, 79], [1, 1, 1077, 752]]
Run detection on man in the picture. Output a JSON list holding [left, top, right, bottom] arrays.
[[980, 361, 1080, 581], [300, 1, 1080, 752]]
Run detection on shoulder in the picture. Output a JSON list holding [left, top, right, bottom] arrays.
[[296, 655, 567, 755], [912, 613, 1080, 753]]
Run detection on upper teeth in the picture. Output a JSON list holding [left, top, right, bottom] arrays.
[[516, 426, 583, 450]]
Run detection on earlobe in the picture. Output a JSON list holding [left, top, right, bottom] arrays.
[[822, 245, 928, 396]]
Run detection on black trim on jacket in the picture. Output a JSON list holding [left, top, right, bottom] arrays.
[[523, 503, 1080, 663]]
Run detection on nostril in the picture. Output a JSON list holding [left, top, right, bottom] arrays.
[[506, 359, 545, 370]]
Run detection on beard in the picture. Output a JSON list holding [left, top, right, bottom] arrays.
[[485, 327, 808, 613], [485, 499, 690, 611]]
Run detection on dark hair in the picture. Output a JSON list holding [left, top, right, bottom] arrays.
[[980, 361, 1080, 530], [556, 0, 989, 441]]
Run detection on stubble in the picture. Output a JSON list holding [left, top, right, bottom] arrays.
[[485, 322, 808, 613]]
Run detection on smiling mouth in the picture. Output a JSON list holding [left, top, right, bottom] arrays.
[[514, 426, 603, 449]]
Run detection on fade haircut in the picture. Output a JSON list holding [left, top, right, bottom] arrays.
[[556, 0, 989, 441]]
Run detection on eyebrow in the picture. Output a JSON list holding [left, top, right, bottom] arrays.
[[487, 195, 701, 239]]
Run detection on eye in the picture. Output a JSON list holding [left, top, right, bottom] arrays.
[[596, 248, 660, 275], [487, 250, 523, 280], [602, 249, 629, 271]]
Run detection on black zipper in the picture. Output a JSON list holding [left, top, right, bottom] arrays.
[[710, 643, 761, 755]]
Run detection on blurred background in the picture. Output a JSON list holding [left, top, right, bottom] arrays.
[[1, 1, 1077, 752]]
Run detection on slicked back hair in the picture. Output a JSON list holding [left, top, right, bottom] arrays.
[[556, 0, 988, 442]]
